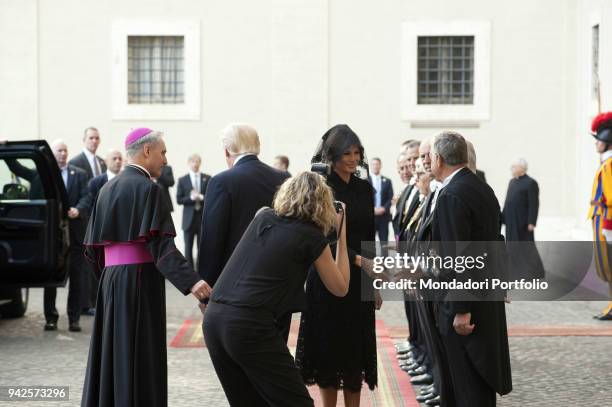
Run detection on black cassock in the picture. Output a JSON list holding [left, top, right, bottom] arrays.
[[81, 165, 200, 407], [502, 174, 545, 279]]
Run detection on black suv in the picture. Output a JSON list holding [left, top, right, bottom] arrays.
[[0, 140, 70, 317]]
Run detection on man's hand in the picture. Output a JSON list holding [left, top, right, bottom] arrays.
[[374, 207, 385, 216], [527, 224, 535, 232], [191, 280, 212, 301], [67, 207, 79, 219], [453, 313, 475, 336]]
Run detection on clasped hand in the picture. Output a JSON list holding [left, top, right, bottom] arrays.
[[190, 280, 212, 302]]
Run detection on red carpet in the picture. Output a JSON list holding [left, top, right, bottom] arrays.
[[171, 319, 419, 406]]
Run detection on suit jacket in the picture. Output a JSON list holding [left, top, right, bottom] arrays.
[[83, 172, 109, 214], [368, 174, 394, 221], [198, 155, 289, 287], [176, 172, 211, 231], [431, 167, 512, 396], [392, 183, 412, 235], [68, 151, 107, 181], [64, 165, 90, 244], [156, 165, 175, 212]]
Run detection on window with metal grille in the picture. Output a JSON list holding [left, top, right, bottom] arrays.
[[128, 36, 184, 104], [417, 36, 474, 105]]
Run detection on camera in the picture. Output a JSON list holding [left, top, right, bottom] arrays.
[[334, 201, 344, 213], [311, 162, 331, 177]]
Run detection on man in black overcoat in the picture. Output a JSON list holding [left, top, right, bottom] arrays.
[[430, 131, 512, 406]]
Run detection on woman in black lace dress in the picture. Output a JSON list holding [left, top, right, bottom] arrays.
[[296, 124, 377, 406]]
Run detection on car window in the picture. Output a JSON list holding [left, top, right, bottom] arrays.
[[0, 158, 45, 201]]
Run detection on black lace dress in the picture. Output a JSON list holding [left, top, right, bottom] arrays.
[[295, 171, 377, 391]]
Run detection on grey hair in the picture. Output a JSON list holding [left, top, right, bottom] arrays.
[[431, 131, 468, 166], [221, 123, 260, 156], [514, 158, 528, 171], [188, 153, 202, 162], [126, 131, 164, 158], [466, 140, 477, 173], [397, 153, 407, 163], [400, 139, 421, 154]]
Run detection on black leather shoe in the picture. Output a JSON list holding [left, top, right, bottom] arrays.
[[425, 395, 441, 405], [408, 366, 429, 376], [410, 373, 433, 385], [69, 322, 82, 332], [421, 385, 435, 395], [44, 321, 57, 331], [416, 391, 438, 402]]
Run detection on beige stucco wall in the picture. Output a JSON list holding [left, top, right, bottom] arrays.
[[2, 0, 607, 238]]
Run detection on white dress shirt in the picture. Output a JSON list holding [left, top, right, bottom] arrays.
[[189, 171, 200, 194], [106, 170, 118, 181], [60, 166, 68, 187], [83, 148, 101, 177]]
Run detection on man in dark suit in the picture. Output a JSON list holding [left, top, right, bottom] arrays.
[[368, 158, 394, 253], [177, 154, 211, 271], [394, 141, 421, 239], [69, 127, 107, 180], [155, 165, 175, 212], [430, 131, 512, 406], [85, 149, 123, 211], [198, 124, 289, 334], [68, 127, 106, 314], [48, 140, 89, 332]]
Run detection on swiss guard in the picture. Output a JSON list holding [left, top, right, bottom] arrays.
[[589, 111, 612, 321]]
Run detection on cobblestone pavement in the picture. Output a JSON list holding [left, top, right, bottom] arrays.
[[1, 286, 611, 406]]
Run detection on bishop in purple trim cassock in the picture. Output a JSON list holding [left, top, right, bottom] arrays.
[[81, 128, 211, 407]]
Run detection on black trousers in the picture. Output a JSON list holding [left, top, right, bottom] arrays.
[[440, 327, 496, 407], [204, 302, 313, 407], [375, 216, 390, 257], [44, 245, 82, 324], [184, 210, 202, 271], [415, 298, 456, 406], [80, 262, 99, 310]]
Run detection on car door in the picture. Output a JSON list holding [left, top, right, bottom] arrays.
[[0, 140, 70, 287]]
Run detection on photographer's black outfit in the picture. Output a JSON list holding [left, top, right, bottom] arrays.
[[204, 208, 328, 407]]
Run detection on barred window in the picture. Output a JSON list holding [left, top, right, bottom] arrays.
[[417, 36, 474, 105], [128, 36, 184, 104]]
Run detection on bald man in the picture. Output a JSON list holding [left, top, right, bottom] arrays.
[[45, 140, 89, 332]]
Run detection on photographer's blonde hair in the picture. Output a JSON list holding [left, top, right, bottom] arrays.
[[273, 172, 337, 235]]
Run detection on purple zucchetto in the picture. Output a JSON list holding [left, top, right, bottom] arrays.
[[124, 127, 153, 149]]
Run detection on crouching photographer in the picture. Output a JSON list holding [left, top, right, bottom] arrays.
[[203, 171, 349, 406]]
